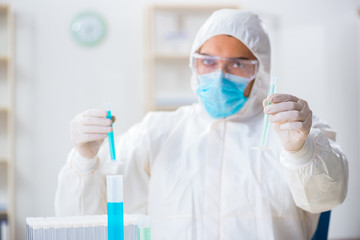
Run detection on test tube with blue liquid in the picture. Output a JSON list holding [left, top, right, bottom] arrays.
[[252, 76, 278, 153], [107, 175, 124, 240], [105, 103, 116, 160]]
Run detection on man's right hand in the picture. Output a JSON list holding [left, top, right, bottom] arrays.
[[70, 109, 115, 159]]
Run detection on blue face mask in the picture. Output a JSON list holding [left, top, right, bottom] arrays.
[[196, 70, 250, 118]]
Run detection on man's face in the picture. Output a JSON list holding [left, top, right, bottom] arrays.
[[198, 35, 257, 97]]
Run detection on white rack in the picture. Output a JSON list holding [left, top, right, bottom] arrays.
[[144, 5, 239, 111], [0, 4, 14, 240]]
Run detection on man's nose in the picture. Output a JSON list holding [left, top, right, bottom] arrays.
[[218, 61, 228, 73]]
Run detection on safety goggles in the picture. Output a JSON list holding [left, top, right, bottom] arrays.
[[192, 53, 259, 80]]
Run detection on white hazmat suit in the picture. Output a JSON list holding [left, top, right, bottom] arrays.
[[55, 9, 348, 240]]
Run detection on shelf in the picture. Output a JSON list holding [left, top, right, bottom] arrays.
[[0, 56, 9, 62], [0, 106, 9, 112], [150, 4, 239, 11], [0, 4, 14, 239], [0, 211, 8, 219], [152, 106, 180, 111], [0, 5, 9, 11], [153, 52, 189, 60]]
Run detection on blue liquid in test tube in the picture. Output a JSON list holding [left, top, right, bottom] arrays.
[[107, 175, 124, 240]]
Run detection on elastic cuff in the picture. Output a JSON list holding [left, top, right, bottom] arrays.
[[280, 136, 315, 168], [72, 150, 98, 174]]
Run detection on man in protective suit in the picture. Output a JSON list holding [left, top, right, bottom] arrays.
[[55, 9, 348, 240]]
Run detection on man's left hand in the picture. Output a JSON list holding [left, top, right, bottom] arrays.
[[263, 93, 312, 152]]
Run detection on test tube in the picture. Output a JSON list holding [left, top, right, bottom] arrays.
[[105, 103, 116, 160], [252, 76, 277, 153], [107, 175, 124, 240], [138, 215, 151, 240]]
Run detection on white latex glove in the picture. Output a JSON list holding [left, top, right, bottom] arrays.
[[263, 94, 312, 152], [70, 109, 115, 159]]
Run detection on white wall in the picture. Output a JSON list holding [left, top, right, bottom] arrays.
[[4, 0, 360, 239]]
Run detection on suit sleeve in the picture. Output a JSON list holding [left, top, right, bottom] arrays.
[[280, 116, 349, 213]]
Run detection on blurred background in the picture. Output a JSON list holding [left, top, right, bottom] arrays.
[[0, 0, 359, 239]]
